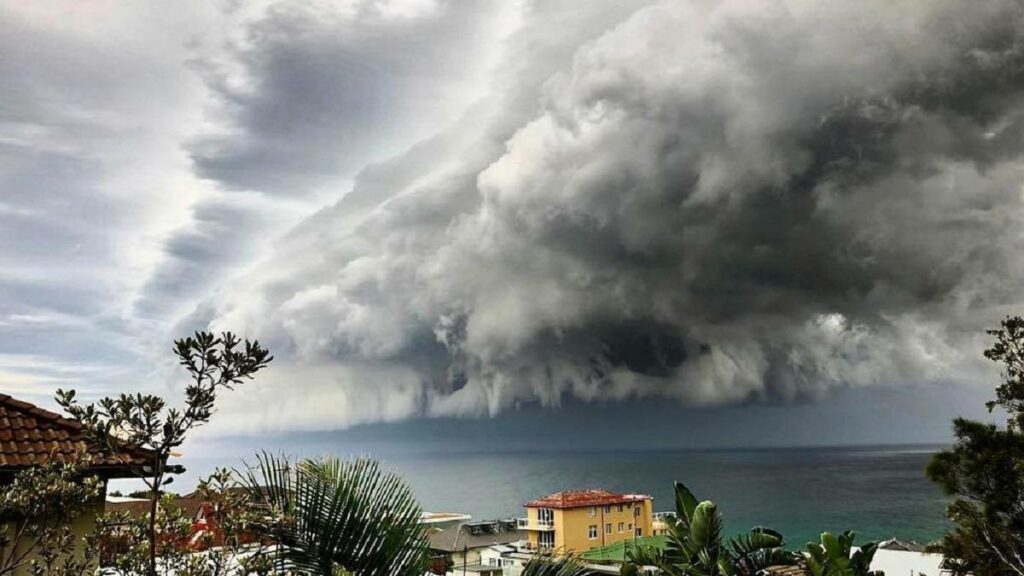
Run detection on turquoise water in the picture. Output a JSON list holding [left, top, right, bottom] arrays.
[[380, 445, 949, 547]]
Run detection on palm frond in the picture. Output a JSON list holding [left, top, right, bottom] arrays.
[[521, 553, 591, 576], [240, 453, 428, 576]]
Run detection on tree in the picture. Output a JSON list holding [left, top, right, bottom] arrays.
[[98, 469, 281, 576], [802, 532, 880, 576], [927, 316, 1024, 576], [57, 331, 272, 576], [0, 457, 102, 576], [622, 482, 795, 576], [239, 453, 429, 576]]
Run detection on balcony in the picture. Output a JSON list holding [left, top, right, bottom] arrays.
[[516, 517, 555, 531]]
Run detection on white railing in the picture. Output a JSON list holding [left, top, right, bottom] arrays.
[[516, 517, 555, 530]]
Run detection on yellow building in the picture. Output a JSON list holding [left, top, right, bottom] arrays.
[[521, 489, 654, 554]]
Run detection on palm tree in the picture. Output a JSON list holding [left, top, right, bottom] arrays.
[[802, 532, 881, 576], [239, 453, 429, 576], [623, 482, 795, 576], [521, 553, 592, 576]]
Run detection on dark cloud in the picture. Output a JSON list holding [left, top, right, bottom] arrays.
[[200, 0, 1024, 432]]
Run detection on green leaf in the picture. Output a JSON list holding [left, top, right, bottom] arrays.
[[674, 481, 700, 525]]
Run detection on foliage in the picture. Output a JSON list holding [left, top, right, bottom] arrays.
[[0, 457, 102, 576], [239, 453, 428, 576], [622, 482, 795, 576], [57, 331, 272, 576], [928, 316, 1024, 576], [802, 532, 880, 576], [521, 552, 591, 576], [97, 469, 284, 576]]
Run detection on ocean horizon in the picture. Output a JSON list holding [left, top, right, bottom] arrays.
[[155, 442, 951, 548]]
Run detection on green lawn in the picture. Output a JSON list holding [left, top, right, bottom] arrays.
[[580, 535, 668, 563]]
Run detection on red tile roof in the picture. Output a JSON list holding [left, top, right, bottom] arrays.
[[0, 394, 155, 476], [525, 489, 651, 509]]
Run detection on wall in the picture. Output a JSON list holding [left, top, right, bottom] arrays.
[[557, 499, 654, 554]]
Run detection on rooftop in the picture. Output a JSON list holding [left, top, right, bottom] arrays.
[[0, 393, 154, 476], [525, 489, 652, 509], [426, 520, 524, 552], [420, 511, 472, 525]]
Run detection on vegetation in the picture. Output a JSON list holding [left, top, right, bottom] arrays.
[[0, 458, 102, 576], [57, 331, 272, 576], [239, 453, 429, 576], [928, 316, 1024, 576], [522, 553, 591, 576], [622, 482, 796, 576], [802, 532, 880, 576]]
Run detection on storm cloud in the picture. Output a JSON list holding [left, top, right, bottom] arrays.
[[193, 0, 1024, 432], [5, 0, 1024, 435]]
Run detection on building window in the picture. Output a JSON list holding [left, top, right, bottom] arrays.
[[589, 506, 596, 517], [605, 523, 612, 535], [636, 527, 643, 537], [618, 522, 624, 532], [618, 504, 624, 513], [539, 531, 555, 549], [589, 525, 598, 540], [628, 523, 633, 531], [634, 507, 641, 517], [604, 505, 611, 514], [537, 508, 554, 526]]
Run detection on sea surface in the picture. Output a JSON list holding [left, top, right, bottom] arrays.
[[385, 445, 950, 546], [170, 443, 950, 547]]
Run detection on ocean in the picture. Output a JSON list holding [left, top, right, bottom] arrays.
[[168, 443, 950, 547], [385, 445, 950, 546]]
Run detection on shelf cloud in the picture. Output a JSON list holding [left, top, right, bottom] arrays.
[[188, 0, 1024, 432]]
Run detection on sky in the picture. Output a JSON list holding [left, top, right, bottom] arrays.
[[2, 0, 1023, 448]]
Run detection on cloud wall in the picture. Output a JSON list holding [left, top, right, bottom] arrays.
[[190, 0, 1024, 431]]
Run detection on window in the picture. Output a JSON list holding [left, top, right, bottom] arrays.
[[539, 531, 555, 549], [636, 527, 643, 537], [604, 505, 611, 514], [588, 525, 598, 540], [537, 508, 554, 526], [634, 507, 641, 517], [589, 506, 596, 517], [605, 523, 612, 535], [628, 523, 633, 531], [618, 504, 624, 513], [618, 522, 624, 532]]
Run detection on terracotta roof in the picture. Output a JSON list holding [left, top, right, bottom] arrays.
[[524, 489, 651, 509], [0, 393, 155, 476]]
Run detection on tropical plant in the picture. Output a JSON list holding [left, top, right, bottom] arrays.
[[57, 331, 272, 576], [240, 453, 428, 576], [927, 316, 1024, 576], [522, 552, 591, 576], [622, 482, 795, 576], [802, 532, 880, 576]]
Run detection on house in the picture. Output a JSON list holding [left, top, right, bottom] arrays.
[[520, 489, 654, 554], [0, 393, 160, 573], [426, 519, 525, 575], [872, 540, 948, 576], [421, 511, 473, 530]]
